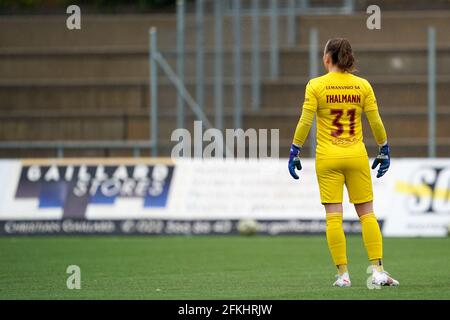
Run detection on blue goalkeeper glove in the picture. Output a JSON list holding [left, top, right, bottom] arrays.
[[288, 144, 302, 180], [371, 143, 390, 178]]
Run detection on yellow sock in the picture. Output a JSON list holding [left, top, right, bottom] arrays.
[[360, 213, 383, 267], [337, 264, 348, 275], [370, 259, 384, 272], [326, 213, 348, 271]]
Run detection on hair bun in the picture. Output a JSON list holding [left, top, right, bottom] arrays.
[[325, 38, 355, 72]]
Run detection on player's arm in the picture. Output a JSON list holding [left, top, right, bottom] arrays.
[[292, 108, 315, 147], [366, 109, 387, 146], [289, 81, 317, 180], [363, 81, 390, 178]]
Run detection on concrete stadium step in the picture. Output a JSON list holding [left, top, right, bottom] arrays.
[[0, 14, 298, 49], [3, 76, 450, 111], [3, 46, 450, 79], [281, 46, 450, 77], [0, 47, 277, 80], [0, 78, 257, 111], [0, 79, 150, 110], [0, 15, 180, 49], [214, 0, 450, 13], [0, 110, 234, 141], [260, 77, 450, 109], [353, 0, 450, 11], [2, 108, 449, 144], [295, 11, 450, 47], [2, 12, 450, 49], [363, 113, 450, 141], [0, 115, 127, 141]]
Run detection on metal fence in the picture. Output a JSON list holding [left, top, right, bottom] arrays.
[[152, 0, 439, 158], [0, 0, 440, 158]]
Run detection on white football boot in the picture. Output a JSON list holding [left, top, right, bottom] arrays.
[[333, 272, 351, 287], [371, 269, 399, 287]]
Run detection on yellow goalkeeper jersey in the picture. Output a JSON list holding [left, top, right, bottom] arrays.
[[302, 71, 379, 159]]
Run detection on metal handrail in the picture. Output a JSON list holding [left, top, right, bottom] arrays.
[[0, 140, 155, 158]]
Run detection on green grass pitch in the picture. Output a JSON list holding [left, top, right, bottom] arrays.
[[0, 236, 449, 300]]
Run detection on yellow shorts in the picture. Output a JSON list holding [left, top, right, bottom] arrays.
[[315, 156, 373, 204]]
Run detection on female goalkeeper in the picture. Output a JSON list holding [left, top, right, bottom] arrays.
[[288, 38, 399, 287]]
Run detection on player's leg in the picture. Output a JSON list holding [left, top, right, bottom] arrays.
[[354, 201, 383, 270], [316, 159, 349, 286], [345, 157, 399, 286], [344, 157, 381, 266], [324, 203, 350, 287], [354, 201, 399, 286], [324, 203, 347, 273]]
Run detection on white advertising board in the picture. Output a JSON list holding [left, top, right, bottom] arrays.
[[0, 158, 448, 236]]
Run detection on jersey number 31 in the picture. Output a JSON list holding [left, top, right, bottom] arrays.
[[331, 108, 356, 137]]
